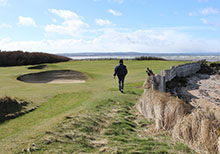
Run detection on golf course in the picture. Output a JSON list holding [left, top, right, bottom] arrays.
[[0, 60, 194, 154]]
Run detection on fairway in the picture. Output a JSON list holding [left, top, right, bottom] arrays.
[[0, 60, 191, 153]]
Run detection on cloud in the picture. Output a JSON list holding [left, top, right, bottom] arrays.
[[0, 23, 12, 28], [45, 9, 88, 36], [18, 16, 36, 27], [200, 7, 219, 15], [189, 7, 219, 17], [108, 9, 122, 16], [201, 18, 220, 27], [201, 18, 210, 25], [110, 0, 124, 4], [0, 0, 9, 6], [48, 9, 80, 20], [1, 28, 220, 53], [96, 19, 115, 26]]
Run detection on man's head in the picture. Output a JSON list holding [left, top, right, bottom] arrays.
[[119, 59, 123, 64]]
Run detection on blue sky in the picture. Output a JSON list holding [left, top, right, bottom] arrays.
[[0, 0, 220, 53]]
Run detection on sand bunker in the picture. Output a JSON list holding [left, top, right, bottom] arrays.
[[17, 70, 87, 84], [28, 65, 47, 70]]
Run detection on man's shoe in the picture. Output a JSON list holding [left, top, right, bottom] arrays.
[[121, 89, 124, 93]]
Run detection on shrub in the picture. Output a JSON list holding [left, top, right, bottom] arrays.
[[134, 56, 166, 61]]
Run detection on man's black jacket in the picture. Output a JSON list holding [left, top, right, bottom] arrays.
[[114, 64, 128, 77]]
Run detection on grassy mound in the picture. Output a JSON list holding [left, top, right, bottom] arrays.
[[0, 97, 28, 122], [0, 51, 71, 67]]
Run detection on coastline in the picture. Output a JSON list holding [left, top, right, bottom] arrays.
[[67, 55, 220, 62]]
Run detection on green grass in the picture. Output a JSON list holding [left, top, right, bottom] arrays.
[[0, 60, 192, 153]]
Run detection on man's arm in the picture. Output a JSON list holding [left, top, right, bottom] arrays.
[[124, 66, 128, 76], [113, 65, 119, 77]]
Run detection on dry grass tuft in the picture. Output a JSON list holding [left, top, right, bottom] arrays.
[[137, 90, 193, 130], [173, 109, 220, 154], [137, 90, 220, 154]]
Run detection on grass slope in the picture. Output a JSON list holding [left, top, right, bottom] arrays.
[[0, 60, 191, 153]]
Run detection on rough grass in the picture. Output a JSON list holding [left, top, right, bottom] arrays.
[[173, 109, 220, 154], [138, 90, 220, 154], [21, 98, 193, 154], [0, 60, 190, 153]]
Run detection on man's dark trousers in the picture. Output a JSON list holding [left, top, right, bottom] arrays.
[[118, 75, 125, 91]]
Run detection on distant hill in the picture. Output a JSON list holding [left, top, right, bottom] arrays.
[[0, 51, 71, 67], [59, 52, 220, 57]]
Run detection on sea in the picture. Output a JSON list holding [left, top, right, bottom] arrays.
[[61, 52, 220, 62]]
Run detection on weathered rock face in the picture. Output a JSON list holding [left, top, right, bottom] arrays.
[[0, 97, 28, 122], [137, 90, 220, 154]]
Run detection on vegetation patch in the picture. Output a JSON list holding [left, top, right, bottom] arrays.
[[20, 98, 193, 154], [0, 51, 70, 67], [134, 56, 167, 61], [199, 61, 220, 75]]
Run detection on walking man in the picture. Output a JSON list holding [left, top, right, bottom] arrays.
[[113, 59, 128, 93]]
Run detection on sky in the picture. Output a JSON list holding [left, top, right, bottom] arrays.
[[0, 0, 220, 54]]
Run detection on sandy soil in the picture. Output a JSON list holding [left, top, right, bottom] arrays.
[[17, 70, 87, 84], [48, 79, 86, 84], [28, 65, 47, 70], [178, 73, 220, 118]]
